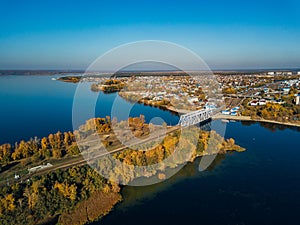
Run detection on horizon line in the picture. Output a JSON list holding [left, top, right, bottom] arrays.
[[0, 68, 299, 73]]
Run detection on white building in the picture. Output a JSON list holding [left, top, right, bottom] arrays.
[[221, 110, 230, 115], [28, 163, 53, 173], [250, 100, 258, 106], [259, 99, 267, 106], [296, 94, 300, 105], [268, 72, 275, 75], [283, 88, 290, 94], [188, 97, 199, 104]]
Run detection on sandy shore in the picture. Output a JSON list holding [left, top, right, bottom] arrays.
[[165, 106, 191, 114], [212, 113, 300, 128]]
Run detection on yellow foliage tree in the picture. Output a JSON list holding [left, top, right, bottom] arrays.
[[1, 194, 16, 211], [54, 181, 77, 201]]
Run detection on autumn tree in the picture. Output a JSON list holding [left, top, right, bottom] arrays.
[[0, 194, 16, 212], [54, 181, 77, 201], [0, 144, 11, 165]]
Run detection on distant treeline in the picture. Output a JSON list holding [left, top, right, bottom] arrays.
[[0, 70, 83, 76], [1, 69, 299, 77]]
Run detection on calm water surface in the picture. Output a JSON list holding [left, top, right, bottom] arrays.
[[98, 121, 300, 225], [1, 75, 300, 225], [0, 75, 178, 144]]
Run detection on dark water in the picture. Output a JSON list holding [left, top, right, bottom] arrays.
[[98, 121, 300, 225], [1, 75, 300, 225], [0, 75, 178, 144]]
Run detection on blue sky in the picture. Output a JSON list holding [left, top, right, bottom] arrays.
[[0, 0, 299, 70]]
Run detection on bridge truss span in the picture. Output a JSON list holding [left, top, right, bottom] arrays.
[[178, 109, 214, 127]]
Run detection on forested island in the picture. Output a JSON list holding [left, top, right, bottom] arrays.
[[91, 79, 125, 93], [0, 116, 245, 225], [57, 76, 82, 83]]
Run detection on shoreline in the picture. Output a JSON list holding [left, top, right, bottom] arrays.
[[118, 92, 300, 129], [118, 92, 300, 128], [212, 114, 300, 128]]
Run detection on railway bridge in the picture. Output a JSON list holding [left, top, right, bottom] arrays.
[[178, 109, 217, 127]]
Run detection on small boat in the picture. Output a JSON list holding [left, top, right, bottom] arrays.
[[51, 78, 57, 81], [221, 119, 230, 123]]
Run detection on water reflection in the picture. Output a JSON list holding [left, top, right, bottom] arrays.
[[98, 121, 300, 225], [240, 120, 300, 132], [102, 154, 227, 211]]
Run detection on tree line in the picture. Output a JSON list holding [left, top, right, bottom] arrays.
[[0, 117, 115, 169], [0, 131, 78, 168]]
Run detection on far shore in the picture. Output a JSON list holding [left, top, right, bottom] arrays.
[[56, 79, 300, 129], [117, 91, 300, 128], [212, 113, 300, 128], [139, 103, 300, 128]]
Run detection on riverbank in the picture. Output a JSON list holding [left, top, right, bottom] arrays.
[[118, 92, 194, 115], [212, 113, 300, 128], [59, 191, 122, 225], [165, 105, 191, 114], [118, 90, 300, 128]]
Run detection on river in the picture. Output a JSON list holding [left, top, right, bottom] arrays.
[[0, 75, 178, 144], [1, 75, 300, 225]]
